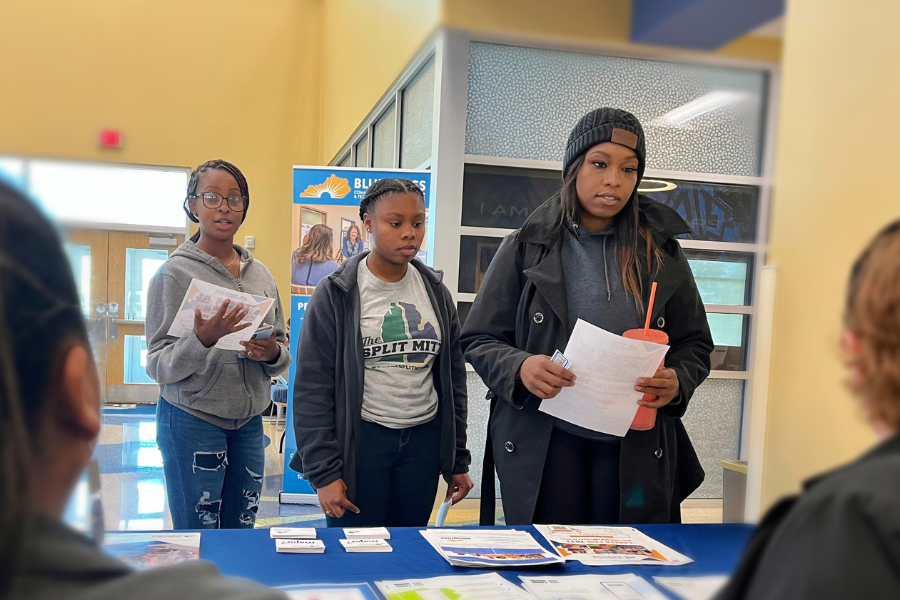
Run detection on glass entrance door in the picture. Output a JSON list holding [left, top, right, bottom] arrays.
[[65, 230, 185, 404]]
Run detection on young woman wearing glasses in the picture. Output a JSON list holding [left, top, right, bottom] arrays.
[[145, 159, 291, 529]]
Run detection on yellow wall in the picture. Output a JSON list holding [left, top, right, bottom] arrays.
[[319, 0, 441, 164], [443, 0, 631, 44], [442, 0, 780, 63], [760, 0, 900, 508], [0, 0, 321, 298]]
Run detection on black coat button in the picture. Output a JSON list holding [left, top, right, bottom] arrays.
[[533, 313, 544, 324], [657, 317, 665, 328], [505, 441, 515, 452], [655, 448, 663, 459]]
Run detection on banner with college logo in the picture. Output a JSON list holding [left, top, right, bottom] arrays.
[[280, 166, 433, 503]]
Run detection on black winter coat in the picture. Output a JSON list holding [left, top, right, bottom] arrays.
[[460, 195, 713, 525]]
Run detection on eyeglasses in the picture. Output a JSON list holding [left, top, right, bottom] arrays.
[[190, 191, 247, 212]]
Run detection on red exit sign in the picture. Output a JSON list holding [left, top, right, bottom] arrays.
[[98, 129, 123, 148]]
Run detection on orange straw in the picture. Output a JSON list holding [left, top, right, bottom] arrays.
[[644, 282, 658, 335]]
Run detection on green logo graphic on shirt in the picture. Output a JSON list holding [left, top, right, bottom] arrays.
[[361, 302, 440, 367]]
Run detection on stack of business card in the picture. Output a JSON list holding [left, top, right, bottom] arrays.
[[343, 527, 391, 540], [340, 538, 393, 553], [275, 539, 326, 554], [270, 527, 317, 539]]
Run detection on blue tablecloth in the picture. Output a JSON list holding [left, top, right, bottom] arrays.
[[200, 525, 753, 598]]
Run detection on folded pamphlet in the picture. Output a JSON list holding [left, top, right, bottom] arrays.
[[420, 528, 563, 568], [270, 527, 317, 539], [535, 525, 692, 566], [377, 573, 534, 600], [340, 538, 393, 553], [276, 539, 326, 554], [344, 527, 391, 540], [166, 278, 275, 351], [521, 574, 668, 600]]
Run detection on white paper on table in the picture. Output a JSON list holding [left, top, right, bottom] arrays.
[[279, 583, 375, 600], [166, 278, 274, 351], [420, 529, 563, 567], [535, 525, 693, 567], [539, 319, 669, 437], [377, 573, 534, 600], [652, 577, 729, 600], [521, 574, 668, 600]]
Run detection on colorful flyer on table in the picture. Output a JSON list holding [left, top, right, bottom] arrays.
[[535, 525, 693, 566], [420, 528, 563, 568], [378, 573, 534, 600], [102, 532, 200, 570]]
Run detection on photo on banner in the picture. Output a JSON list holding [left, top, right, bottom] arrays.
[[280, 166, 433, 504]]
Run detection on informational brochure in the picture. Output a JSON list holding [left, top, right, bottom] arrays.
[[279, 583, 380, 600], [535, 525, 692, 566], [539, 319, 669, 437], [102, 532, 200, 570], [521, 574, 668, 600], [420, 529, 563, 568], [166, 278, 274, 351], [276, 539, 326, 554], [652, 576, 729, 600], [377, 573, 535, 600]]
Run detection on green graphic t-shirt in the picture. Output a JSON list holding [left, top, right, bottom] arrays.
[[357, 258, 442, 428]]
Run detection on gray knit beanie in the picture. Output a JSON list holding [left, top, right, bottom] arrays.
[[563, 108, 646, 182]]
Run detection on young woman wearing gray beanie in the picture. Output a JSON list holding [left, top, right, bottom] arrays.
[[461, 107, 714, 525]]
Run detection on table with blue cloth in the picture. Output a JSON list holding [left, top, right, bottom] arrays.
[[200, 525, 753, 599]]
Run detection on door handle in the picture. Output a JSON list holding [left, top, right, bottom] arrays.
[[108, 302, 119, 340]]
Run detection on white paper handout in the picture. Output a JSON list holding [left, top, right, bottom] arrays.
[[539, 319, 669, 437], [279, 583, 377, 600], [377, 573, 535, 600], [521, 574, 668, 600], [652, 577, 729, 600], [535, 525, 693, 566], [420, 529, 563, 568], [166, 278, 274, 351]]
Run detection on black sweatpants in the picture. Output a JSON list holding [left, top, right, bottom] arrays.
[[532, 426, 621, 525], [326, 416, 441, 528]]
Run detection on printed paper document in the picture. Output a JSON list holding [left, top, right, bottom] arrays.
[[377, 573, 534, 600], [535, 525, 692, 566], [521, 574, 668, 600], [420, 529, 563, 568], [279, 583, 379, 600], [539, 319, 669, 437], [652, 576, 729, 600], [166, 278, 274, 351]]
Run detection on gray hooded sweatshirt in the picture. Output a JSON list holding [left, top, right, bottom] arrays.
[[145, 241, 291, 429]]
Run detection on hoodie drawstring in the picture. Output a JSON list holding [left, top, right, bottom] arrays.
[[602, 234, 611, 302]]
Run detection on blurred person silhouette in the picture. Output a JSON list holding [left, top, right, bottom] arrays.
[[716, 221, 900, 599], [0, 181, 286, 599], [292, 224, 340, 287]]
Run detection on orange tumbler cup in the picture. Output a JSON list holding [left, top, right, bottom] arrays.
[[623, 328, 669, 431]]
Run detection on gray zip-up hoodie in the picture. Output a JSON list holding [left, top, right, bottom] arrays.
[[145, 241, 291, 429]]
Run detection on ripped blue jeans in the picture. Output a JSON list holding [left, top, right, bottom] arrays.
[[156, 397, 264, 530]]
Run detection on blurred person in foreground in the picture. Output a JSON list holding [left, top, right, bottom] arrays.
[[0, 181, 286, 599], [717, 222, 900, 599]]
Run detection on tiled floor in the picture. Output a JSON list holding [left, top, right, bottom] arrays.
[[91, 405, 722, 531]]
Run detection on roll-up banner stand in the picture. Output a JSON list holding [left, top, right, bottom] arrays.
[[280, 166, 434, 504]]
